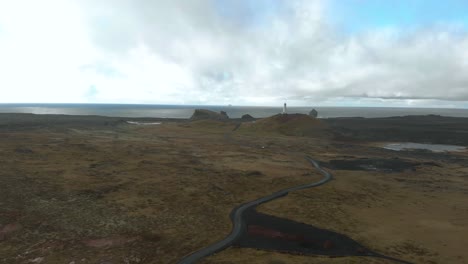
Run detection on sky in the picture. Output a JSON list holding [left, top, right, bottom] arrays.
[[1, 0, 468, 107]]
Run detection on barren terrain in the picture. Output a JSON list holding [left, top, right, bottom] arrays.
[[0, 113, 467, 264]]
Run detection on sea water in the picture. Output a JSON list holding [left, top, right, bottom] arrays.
[[1, 104, 468, 119], [384, 143, 466, 152]]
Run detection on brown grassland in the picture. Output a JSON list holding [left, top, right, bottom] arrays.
[[0, 113, 467, 264]]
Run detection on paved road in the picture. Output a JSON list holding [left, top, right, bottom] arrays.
[[177, 156, 332, 264]]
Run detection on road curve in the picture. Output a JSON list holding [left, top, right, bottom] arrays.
[[177, 156, 332, 264]]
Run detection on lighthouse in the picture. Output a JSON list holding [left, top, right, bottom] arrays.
[[282, 102, 287, 114]]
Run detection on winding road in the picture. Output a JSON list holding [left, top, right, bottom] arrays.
[[177, 156, 333, 264]]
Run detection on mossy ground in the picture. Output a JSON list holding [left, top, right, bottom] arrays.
[[0, 114, 467, 263]]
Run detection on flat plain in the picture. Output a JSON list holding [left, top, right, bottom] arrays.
[[0, 113, 467, 264]]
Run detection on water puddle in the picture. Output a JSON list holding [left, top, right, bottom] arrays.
[[126, 121, 161, 125], [384, 142, 466, 152]]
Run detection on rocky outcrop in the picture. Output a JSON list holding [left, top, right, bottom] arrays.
[[220, 111, 229, 118], [309, 109, 318, 118], [241, 114, 254, 120], [190, 109, 229, 121]]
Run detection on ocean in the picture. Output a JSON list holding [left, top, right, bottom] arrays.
[[1, 103, 468, 119]]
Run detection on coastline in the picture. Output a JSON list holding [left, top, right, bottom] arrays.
[[3, 104, 468, 119]]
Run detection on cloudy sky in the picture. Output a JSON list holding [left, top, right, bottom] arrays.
[[1, 0, 468, 107]]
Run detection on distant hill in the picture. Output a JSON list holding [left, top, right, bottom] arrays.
[[241, 114, 254, 120], [237, 114, 329, 137]]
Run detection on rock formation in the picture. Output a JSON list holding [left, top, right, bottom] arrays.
[[220, 111, 229, 118], [241, 114, 254, 120], [190, 109, 229, 121], [309, 109, 318, 118]]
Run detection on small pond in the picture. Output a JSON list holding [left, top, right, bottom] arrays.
[[384, 142, 466, 152], [126, 121, 161, 125]]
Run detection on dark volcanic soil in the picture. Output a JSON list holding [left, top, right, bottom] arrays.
[[322, 158, 439, 173], [235, 209, 411, 263], [325, 115, 468, 145]]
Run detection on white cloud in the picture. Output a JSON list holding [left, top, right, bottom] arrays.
[[0, 0, 96, 102], [0, 0, 468, 106]]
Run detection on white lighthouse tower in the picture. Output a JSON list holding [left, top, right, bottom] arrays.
[[282, 102, 287, 114]]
